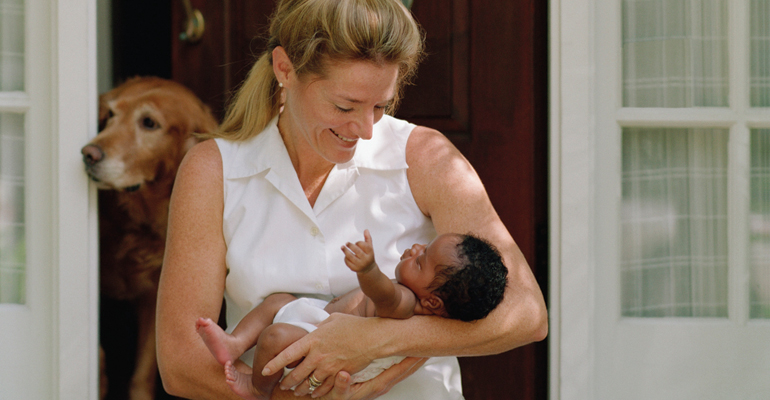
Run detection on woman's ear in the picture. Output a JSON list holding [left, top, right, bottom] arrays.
[[272, 46, 294, 87], [420, 295, 445, 315]]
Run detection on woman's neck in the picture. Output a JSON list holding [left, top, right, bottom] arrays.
[[277, 116, 334, 207]]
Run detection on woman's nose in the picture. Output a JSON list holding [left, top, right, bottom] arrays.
[[351, 111, 374, 140]]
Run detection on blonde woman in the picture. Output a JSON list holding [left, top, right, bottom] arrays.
[[156, 1, 548, 399]]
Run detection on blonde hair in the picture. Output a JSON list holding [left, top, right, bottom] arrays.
[[201, 0, 424, 141]]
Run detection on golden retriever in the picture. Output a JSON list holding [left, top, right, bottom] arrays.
[[81, 77, 218, 400]]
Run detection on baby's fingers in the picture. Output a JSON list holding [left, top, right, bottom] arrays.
[[341, 243, 363, 259], [355, 230, 373, 253]]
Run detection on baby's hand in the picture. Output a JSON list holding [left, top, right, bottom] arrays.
[[341, 229, 376, 273]]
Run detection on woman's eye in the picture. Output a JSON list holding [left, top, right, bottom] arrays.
[[335, 105, 353, 113], [142, 117, 158, 129]]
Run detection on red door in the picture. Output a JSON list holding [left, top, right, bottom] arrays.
[[107, 1, 548, 399]]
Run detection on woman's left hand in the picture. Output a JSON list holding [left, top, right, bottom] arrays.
[[262, 313, 392, 396], [315, 357, 427, 399]]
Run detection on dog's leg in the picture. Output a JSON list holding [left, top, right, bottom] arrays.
[[130, 291, 158, 400], [99, 345, 108, 400]]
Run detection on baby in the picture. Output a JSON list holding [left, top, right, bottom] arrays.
[[195, 230, 508, 400]]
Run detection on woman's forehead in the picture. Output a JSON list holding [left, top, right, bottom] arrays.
[[308, 60, 399, 101]]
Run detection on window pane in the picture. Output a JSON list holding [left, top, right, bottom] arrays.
[[623, 0, 728, 107], [751, 130, 770, 318], [751, 0, 770, 107], [622, 128, 728, 317], [0, 112, 24, 304], [0, 0, 25, 91]]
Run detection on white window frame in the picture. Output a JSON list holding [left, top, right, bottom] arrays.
[[0, 0, 99, 398]]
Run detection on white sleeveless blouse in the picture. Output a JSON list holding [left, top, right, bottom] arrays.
[[216, 115, 463, 399]]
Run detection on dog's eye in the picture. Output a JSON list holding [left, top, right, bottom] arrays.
[[98, 110, 114, 132], [141, 117, 159, 130]]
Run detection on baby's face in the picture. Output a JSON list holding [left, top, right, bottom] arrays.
[[395, 233, 462, 299]]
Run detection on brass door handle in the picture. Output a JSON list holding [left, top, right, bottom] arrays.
[[179, 0, 205, 43]]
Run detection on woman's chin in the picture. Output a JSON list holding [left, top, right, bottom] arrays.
[[323, 149, 356, 165]]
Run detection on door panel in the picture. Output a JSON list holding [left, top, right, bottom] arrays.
[[397, 0, 469, 137], [170, 1, 548, 398], [171, 0, 275, 121]]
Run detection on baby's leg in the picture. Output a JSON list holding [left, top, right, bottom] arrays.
[[224, 361, 262, 400], [225, 323, 308, 399], [197, 293, 296, 365], [195, 317, 237, 366]]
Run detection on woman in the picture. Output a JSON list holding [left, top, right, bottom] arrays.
[[156, 0, 548, 399]]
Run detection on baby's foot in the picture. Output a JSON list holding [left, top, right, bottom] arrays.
[[196, 317, 238, 365], [225, 361, 261, 400]]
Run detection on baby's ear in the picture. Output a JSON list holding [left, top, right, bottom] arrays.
[[420, 295, 445, 316]]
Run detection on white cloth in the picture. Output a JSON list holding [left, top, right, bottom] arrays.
[[216, 115, 463, 399], [273, 298, 406, 383]]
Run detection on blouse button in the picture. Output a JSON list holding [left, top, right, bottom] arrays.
[[310, 226, 320, 236]]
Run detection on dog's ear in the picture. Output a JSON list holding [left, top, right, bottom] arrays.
[[183, 135, 200, 153], [189, 102, 220, 140], [196, 103, 219, 133], [180, 103, 217, 152]]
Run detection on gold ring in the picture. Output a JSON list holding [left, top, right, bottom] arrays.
[[308, 375, 322, 389]]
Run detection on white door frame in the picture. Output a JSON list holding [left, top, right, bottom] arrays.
[[51, 0, 100, 398], [549, 0, 597, 398]]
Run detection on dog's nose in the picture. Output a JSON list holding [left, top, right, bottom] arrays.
[[81, 144, 105, 166]]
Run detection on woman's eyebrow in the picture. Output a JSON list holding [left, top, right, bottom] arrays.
[[336, 95, 394, 105]]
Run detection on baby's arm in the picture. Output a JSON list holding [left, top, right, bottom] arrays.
[[341, 230, 417, 319]]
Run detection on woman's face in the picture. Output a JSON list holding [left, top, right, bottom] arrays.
[[281, 59, 400, 165]]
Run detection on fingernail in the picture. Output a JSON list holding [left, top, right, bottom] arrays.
[[262, 368, 271, 376]]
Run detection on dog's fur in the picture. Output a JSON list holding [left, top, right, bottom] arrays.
[[82, 77, 218, 400]]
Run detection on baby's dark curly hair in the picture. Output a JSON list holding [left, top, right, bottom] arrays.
[[429, 234, 508, 322]]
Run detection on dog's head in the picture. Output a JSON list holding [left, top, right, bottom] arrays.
[[81, 77, 218, 191]]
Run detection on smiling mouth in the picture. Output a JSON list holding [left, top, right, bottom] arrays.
[[330, 129, 356, 143]]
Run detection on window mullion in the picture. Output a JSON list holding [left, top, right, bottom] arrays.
[[728, 0, 751, 323], [729, 124, 751, 323], [0, 93, 30, 113]]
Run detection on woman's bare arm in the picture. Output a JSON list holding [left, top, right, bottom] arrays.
[[265, 126, 548, 393], [156, 140, 248, 400], [398, 126, 549, 353]]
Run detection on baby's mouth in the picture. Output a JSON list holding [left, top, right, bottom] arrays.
[[331, 129, 356, 143]]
